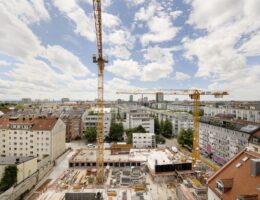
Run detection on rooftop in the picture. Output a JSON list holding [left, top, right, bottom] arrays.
[[0, 156, 36, 165], [208, 148, 260, 199], [0, 115, 60, 130]]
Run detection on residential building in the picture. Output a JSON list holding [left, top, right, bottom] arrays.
[[172, 112, 194, 135], [0, 156, 37, 184], [199, 116, 260, 165], [207, 134, 260, 200], [0, 116, 66, 161], [132, 133, 156, 148], [156, 92, 164, 103], [125, 111, 154, 133], [82, 108, 111, 137], [204, 104, 260, 123]]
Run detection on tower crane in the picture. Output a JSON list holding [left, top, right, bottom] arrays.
[[92, 0, 108, 184], [116, 89, 228, 166]]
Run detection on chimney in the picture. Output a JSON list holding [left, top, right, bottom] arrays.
[[251, 159, 260, 176]]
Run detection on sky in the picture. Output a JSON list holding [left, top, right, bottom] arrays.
[[0, 0, 260, 101]]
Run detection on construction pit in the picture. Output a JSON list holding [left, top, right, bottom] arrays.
[[37, 147, 194, 200]]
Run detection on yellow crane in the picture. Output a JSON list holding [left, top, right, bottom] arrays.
[[92, 0, 107, 184], [116, 89, 228, 166]]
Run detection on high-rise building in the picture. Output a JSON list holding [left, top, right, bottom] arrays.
[[129, 95, 133, 102], [61, 98, 70, 103], [156, 92, 164, 103]]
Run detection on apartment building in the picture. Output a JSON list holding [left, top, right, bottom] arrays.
[[204, 104, 260, 123], [0, 116, 66, 161], [82, 108, 111, 137], [207, 134, 260, 200], [199, 116, 260, 165], [171, 112, 194, 135], [132, 133, 156, 148], [125, 111, 154, 133]]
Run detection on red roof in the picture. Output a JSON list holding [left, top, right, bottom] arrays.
[[208, 148, 260, 200]]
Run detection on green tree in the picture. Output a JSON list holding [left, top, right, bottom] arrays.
[[0, 165, 18, 191], [109, 122, 124, 141], [84, 128, 96, 143], [156, 135, 166, 144], [154, 117, 160, 135], [177, 128, 193, 148], [159, 118, 164, 134], [163, 118, 172, 137]]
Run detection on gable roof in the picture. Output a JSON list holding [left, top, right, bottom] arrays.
[[208, 148, 260, 199]]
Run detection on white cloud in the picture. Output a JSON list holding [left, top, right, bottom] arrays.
[[106, 59, 141, 79], [239, 33, 260, 56], [53, 0, 96, 41], [134, 0, 180, 46], [0, 61, 11, 66], [43, 45, 91, 76], [105, 46, 131, 59], [125, 0, 145, 7], [141, 46, 174, 81], [183, 0, 260, 99], [175, 72, 191, 81], [102, 12, 121, 28], [170, 10, 183, 19], [0, 0, 50, 24], [141, 16, 179, 46], [0, 5, 43, 59], [106, 29, 135, 49]]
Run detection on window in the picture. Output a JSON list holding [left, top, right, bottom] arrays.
[[216, 181, 224, 193]]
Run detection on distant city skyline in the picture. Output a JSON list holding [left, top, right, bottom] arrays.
[[0, 0, 259, 100]]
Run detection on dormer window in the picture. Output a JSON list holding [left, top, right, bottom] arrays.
[[216, 181, 224, 193], [216, 179, 233, 194]]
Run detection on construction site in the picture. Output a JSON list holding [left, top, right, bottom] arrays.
[[34, 144, 214, 200], [34, 0, 226, 199]]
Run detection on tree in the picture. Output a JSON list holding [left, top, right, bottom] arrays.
[[154, 117, 160, 135], [177, 128, 193, 148], [163, 118, 172, 137], [156, 135, 166, 144], [159, 118, 164, 134], [84, 128, 96, 143], [135, 125, 146, 133], [0, 165, 18, 191], [109, 122, 124, 141]]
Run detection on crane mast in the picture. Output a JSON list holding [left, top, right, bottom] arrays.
[[93, 0, 107, 184]]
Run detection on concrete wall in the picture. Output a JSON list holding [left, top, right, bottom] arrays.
[[51, 118, 66, 161], [17, 157, 37, 184]]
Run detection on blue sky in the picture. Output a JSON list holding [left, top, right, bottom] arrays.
[[0, 0, 259, 101]]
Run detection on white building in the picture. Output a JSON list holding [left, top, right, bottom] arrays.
[[199, 116, 259, 165], [82, 108, 111, 137], [132, 133, 156, 148], [171, 112, 193, 135], [0, 116, 66, 161], [204, 105, 260, 123], [0, 156, 37, 184], [125, 111, 154, 133]]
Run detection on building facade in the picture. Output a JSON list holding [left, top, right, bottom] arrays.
[[132, 133, 156, 148], [0, 116, 66, 161], [82, 109, 111, 137], [172, 113, 194, 135], [199, 117, 259, 165], [125, 111, 154, 133], [204, 105, 260, 123]]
